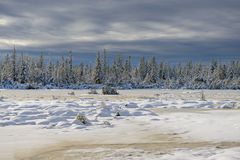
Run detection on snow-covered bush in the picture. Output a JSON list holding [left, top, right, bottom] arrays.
[[102, 85, 119, 95], [103, 121, 111, 125], [68, 91, 75, 95], [200, 90, 206, 101], [25, 84, 39, 89], [88, 89, 98, 94], [115, 111, 121, 116], [75, 113, 89, 124]]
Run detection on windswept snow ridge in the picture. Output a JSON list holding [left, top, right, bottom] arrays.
[[0, 98, 239, 129], [0, 100, 158, 129]]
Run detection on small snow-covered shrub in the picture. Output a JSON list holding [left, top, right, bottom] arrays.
[[68, 91, 75, 95], [115, 111, 121, 116], [103, 121, 111, 125], [200, 90, 206, 101], [231, 102, 237, 108], [88, 89, 98, 94], [25, 84, 38, 89], [102, 85, 118, 95], [155, 93, 160, 97], [0, 96, 4, 101], [52, 95, 58, 100], [75, 113, 89, 124]]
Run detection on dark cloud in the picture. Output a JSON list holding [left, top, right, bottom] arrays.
[[0, 0, 239, 59]]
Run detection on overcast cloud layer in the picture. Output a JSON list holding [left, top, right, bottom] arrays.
[[0, 0, 240, 58]]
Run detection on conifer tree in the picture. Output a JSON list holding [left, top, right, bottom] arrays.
[[92, 52, 103, 84], [11, 46, 17, 81], [123, 56, 132, 83], [1, 54, 12, 82], [19, 53, 28, 83], [102, 49, 108, 82], [139, 57, 146, 81]]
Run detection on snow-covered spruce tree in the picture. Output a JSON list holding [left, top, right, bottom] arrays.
[[65, 50, 75, 84], [53, 60, 60, 85], [143, 72, 151, 84], [108, 60, 117, 84], [102, 48, 108, 83], [115, 54, 124, 84], [191, 63, 205, 89], [132, 68, 141, 84], [144, 57, 156, 84], [218, 64, 227, 80], [35, 53, 46, 85], [148, 56, 158, 83], [0, 61, 2, 84], [18, 53, 28, 84], [138, 57, 147, 81], [158, 61, 164, 81], [175, 63, 184, 86], [46, 60, 54, 84], [162, 62, 170, 81], [158, 61, 170, 82], [1, 54, 12, 83], [88, 64, 94, 83], [11, 46, 17, 82], [56, 56, 67, 85], [122, 56, 132, 83], [182, 61, 193, 87], [92, 52, 103, 84], [80, 63, 86, 83], [28, 58, 36, 84], [75, 63, 85, 84], [211, 61, 223, 89], [108, 54, 124, 84]]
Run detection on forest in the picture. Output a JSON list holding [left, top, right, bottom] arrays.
[[0, 48, 239, 89]]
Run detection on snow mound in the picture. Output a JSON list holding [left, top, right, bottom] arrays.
[[0, 98, 239, 130], [125, 102, 138, 108]]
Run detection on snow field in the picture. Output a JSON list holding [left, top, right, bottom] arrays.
[[0, 90, 240, 160], [0, 97, 240, 142]]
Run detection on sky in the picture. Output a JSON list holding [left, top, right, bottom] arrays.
[[0, 0, 240, 62]]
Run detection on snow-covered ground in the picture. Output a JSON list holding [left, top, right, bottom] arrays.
[[0, 89, 240, 160]]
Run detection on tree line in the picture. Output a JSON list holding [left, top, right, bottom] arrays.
[[0, 48, 239, 89]]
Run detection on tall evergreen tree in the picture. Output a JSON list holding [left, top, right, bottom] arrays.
[[123, 56, 132, 83], [148, 56, 158, 83], [138, 57, 147, 81], [1, 54, 12, 82], [19, 53, 28, 83], [46, 60, 54, 84], [92, 52, 103, 84], [36, 53, 45, 84], [11, 46, 17, 81]]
